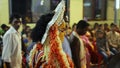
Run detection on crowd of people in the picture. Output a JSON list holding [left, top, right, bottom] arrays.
[[0, 1, 120, 68], [0, 13, 120, 68]]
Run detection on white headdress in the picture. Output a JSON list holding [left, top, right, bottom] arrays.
[[41, 0, 65, 44]]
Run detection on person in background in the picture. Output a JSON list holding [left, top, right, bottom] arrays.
[[0, 24, 9, 55], [2, 14, 22, 68], [85, 31, 102, 66], [1, 24, 9, 35], [70, 20, 89, 68], [91, 23, 99, 44], [96, 30, 112, 64], [97, 24, 106, 38], [21, 37, 27, 68], [107, 23, 120, 54], [114, 24, 120, 33], [80, 33, 91, 68], [72, 23, 77, 32], [69, 23, 77, 42], [98, 24, 104, 31], [21, 24, 27, 35], [0, 39, 2, 55], [92, 23, 99, 33], [104, 23, 110, 33], [22, 25, 32, 46]]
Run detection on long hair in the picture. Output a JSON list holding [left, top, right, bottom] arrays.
[[31, 12, 54, 42]]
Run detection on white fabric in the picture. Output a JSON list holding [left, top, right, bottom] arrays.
[[41, 0, 65, 44], [73, 32, 86, 68], [2, 26, 22, 68]]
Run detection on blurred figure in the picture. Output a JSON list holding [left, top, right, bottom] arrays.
[[104, 23, 110, 33], [92, 23, 99, 32], [26, 30, 32, 47], [114, 24, 120, 33], [91, 23, 99, 43], [69, 23, 77, 42], [22, 25, 32, 48], [0, 32, 3, 56], [2, 14, 22, 68], [21, 37, 27, 68], [107, 23, 120, 54], [96, 30, 111, 64], [70, 20, 89, 68], [80, 33, 91, 68], [22, 25, 31, 35], [1, 24, 9, 35], [85, 32, 103, 66], [72, 23, 77, 32], [21, 24, 27, 35], [26, 31, 36, 53], [97, 24, 106, 38], [108, 53, 120, 68], [29, 12, 74, 68], [98, 24, 104, 31]]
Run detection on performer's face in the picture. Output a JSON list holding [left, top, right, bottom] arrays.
[[59, 28, 66, 42]]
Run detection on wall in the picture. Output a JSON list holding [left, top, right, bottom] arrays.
[[88, 0, 116, 26], [0, 0, 9, 25], [0, 0, 120, 28], [70, 0, 83, 27], [70, 0, 120, 27], [0, 0, 35, 30]]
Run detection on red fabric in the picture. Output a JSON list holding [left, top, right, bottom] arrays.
[[22, 56, 26, 63]]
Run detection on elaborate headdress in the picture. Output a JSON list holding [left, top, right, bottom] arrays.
[[29, 1, 74, 68], [31, 0, 65, 44], [41, 0, 65, 44]]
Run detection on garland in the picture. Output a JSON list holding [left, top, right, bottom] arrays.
[[29, 24, 74, 68], [42, 24, 74, 68], [29, 43, 44, 68]]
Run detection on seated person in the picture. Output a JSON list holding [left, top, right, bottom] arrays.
[[107, 23, 120, 54], [96, 30, 113, 64]]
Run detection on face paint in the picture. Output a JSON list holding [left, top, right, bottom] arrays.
[[59, 30, 65, 42], [58, 20, 66, 42]]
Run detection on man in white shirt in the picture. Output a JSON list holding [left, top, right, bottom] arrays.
[[2, 14, 22, 68]]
